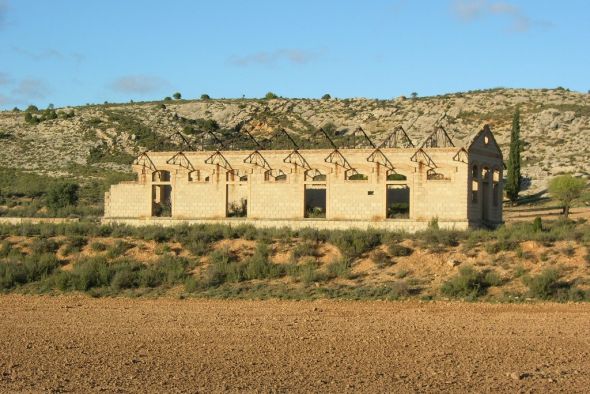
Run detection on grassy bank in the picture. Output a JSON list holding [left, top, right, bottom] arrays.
[[0, 218, 589, 301]]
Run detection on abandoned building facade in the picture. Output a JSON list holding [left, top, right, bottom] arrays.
[[103, 125, 503, 231]]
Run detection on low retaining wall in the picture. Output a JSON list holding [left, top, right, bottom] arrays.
[[101, 217, 469, 232], [0, 217, 80, 225]]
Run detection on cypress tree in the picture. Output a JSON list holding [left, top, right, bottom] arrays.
[[505, 108, 522, 204]]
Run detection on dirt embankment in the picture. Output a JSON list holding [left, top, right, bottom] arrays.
[[0, 295, 589, 393]]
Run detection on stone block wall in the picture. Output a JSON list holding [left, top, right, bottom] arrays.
[[173, 181, 226, 218], [105, 183, 151, 218], [104, 130, 503, 229]]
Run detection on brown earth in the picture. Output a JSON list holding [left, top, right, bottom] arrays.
[[0, 295, 589, 393]]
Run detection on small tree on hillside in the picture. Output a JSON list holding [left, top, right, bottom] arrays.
[[548, 175, 587, 219], [411, 92, 418, 99], [172, 92, 182, 100], [200, 94, 210, 100], [505, 108, 522, 204], [46, 182, 79, 210], [264, 92, 278, 100], [322, 93, 331, 100]]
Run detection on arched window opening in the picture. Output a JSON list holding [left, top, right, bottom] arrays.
[[481, 167, 490, 182], [188, 170, 199, 182], [346, 169, 368, 181], [305, 169, 326, 182], [471, 180, 479, 203], [264, 169, 287, 182], [426, 169, 449, 181], [152, 170, 171, 182], [386, 171, 407, 181], [492, 169, 501, 207], [471, 165, 478, 180]]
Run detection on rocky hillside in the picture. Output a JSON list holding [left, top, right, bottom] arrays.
[[1, 88, 589, 192]]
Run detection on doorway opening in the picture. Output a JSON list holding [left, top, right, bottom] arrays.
[[304, 185, 326, 218], [152, 185, 172, 217], [386, 185, 409, 219]]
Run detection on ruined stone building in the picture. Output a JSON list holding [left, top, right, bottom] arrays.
[[103, 124, 503, 231]]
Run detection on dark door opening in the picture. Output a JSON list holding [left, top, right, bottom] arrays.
[[226, 184, 248, 217], [152, 185, 172, 217], [304, 185, 326, 218], [386, 185, 409, 219]]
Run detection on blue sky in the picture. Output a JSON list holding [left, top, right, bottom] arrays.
[[0, 0, 588, 109]]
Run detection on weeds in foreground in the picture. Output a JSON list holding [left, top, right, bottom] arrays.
[[0, 219, 589, 301], [441, 266, 502, 300]]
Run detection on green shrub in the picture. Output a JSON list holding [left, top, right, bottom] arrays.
[[64, 236, 87, 254], [514, 264, 528, 278], [388, 243, 413, 257], [0, 253, 60, 290], [292, 241, 317, 260], [441, 266, 500, 299], [0, 240, 12, 257], [329, 229, 381, 259], [532, 217, 543, 232], [106, 240, 134, 258], [204, 247, 241, 286], [46, 182, 79, 210], [110, 261, 142, 291], [30, 238, 60, 254], [242, 243, 283, 280], [418, 228, 461, 250], [90, 242, 107, 252], [522, 269, 567, 300], [327, 258, 353, 279], [184, 276, 199, 292], [68, 257, 112, 290]]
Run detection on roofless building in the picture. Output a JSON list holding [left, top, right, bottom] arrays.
[[102, 124, 503, 231]]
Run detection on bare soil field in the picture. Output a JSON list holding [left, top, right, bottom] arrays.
[[1, 295, 589, 393]]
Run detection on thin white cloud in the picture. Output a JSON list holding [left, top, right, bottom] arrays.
[[0, 93, 11, 106], [0, 71, 11, 85], [228, 48, 325, 67], [0, 0, 8, 29], [11, 78, 51, 100], [109, 75, 170, 95], [453, 0, 487, 21], [11, 46, 63, 60], [451, 0, 552, 32], [11, 46, 86, 64]]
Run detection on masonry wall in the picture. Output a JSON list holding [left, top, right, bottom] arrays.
[[328, 179, 385, 220], [467, 128, 504, 226], [249, 172, 303, 219], [104, 143, 501, 228], [410, 164, 469, 222], [105, 183, 151, 218], [173, 179, 226, 219]]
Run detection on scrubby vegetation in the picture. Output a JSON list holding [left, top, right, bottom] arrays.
[[0, 167, 133, 218], [0, 218, 587, 301]]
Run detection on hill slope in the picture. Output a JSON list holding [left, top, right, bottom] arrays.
[[1, 88, 589, 193]]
